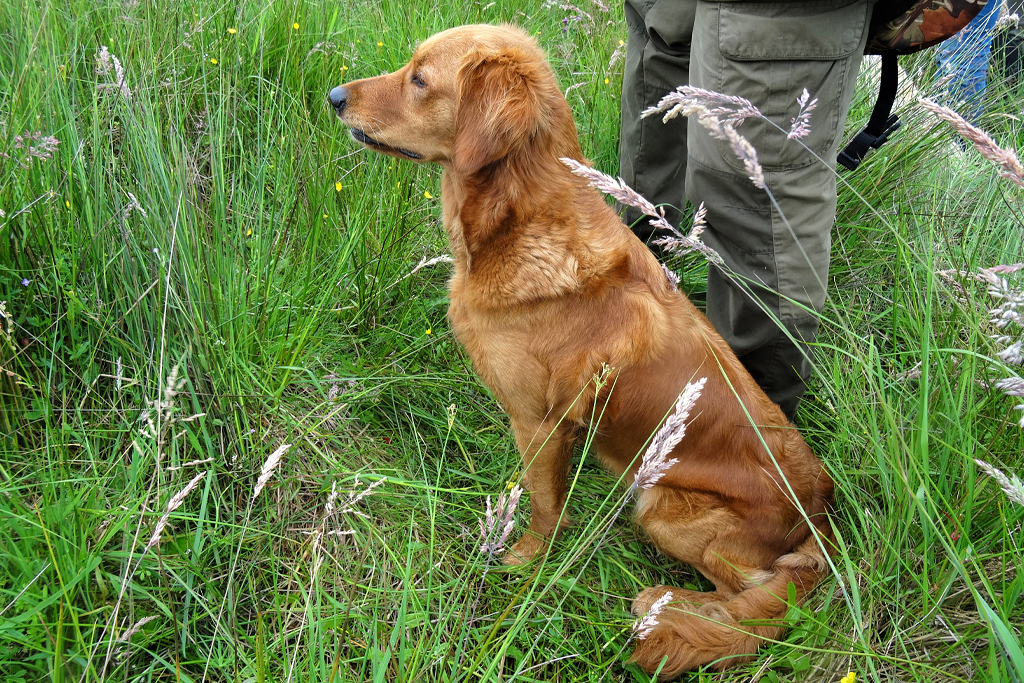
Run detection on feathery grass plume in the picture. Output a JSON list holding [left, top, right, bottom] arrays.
[[652, 201, 719, 262], [607, 42, 625, 68], [478, 484, 523, 555], [982, 267, 1024, 339], [560, 160, 724, 265], [165, 457, 213, 471], [135, 364, 191, 460], [4, 131, 61, 168], [409, 253, 454, 277], [994, 11, 1020, 31], [145, 471, 206, 551], [634, 378, 706, 490], [661, 264, 680, 292], [95, 45, 132, 100], [118, 615, 159, 643], [0, 301, 13, 348], [641, 86, 766, 188], [560, 157, 666, 227], [643, 86, 762, 126], [337, 476, 387, 517], [722, 124, 765, 189], [919, 98, 1024, 187], [994, 376, 1024, 397], [631, 590, 674, 640], [324, 480, 339, 517], [253, 443, 290, 500], [312, 477, 383, 576], [974, 459, 1024, 506], [312, 481, 339, 577], [139, 364, 185, 441], [978, 265, 1024, 424], [788, 88, 818, 140], [998, 342, 1023, 366], [993, 377, 1024, 427], [123, 191, 147, 219]]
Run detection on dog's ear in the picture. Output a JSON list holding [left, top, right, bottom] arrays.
[[453, 47, 545, 175]]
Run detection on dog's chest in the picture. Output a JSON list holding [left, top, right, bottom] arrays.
[[446, 294, 546, 407]]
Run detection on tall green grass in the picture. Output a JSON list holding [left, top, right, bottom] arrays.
[[1, 0, 1022, 681]]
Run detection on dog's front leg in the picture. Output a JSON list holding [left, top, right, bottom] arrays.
[[504, 418, 575, 565]]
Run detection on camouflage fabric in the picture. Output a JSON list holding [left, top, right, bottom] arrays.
[[866, 0, 989, 54]]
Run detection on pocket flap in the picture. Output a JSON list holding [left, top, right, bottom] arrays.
[[720, 1, 869, 61]]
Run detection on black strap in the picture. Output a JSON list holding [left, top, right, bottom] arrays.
[[838, 51, 903, 171]]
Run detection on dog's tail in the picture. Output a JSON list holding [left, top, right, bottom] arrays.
[[630, 519, 833, 678]]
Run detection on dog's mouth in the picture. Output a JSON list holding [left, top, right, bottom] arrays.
[[350, 129, 423, 160]]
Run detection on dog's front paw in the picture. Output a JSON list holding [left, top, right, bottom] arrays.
[[503, 532, 548, 565], [631, 586, 674, 616], [631, 585, 725, 616]]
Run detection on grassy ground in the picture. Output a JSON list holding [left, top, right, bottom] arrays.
[[2, 0, 1023, 681]]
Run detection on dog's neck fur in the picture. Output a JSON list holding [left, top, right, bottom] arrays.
[[440, 120, 616, 310]]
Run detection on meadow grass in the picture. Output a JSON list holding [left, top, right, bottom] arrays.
[[1, 0, 1023, 681]]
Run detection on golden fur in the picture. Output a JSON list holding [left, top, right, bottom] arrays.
[[332, 24, 835, 677]]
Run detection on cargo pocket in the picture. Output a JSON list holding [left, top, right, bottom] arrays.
[[703, 0, 871, 170], [640, 0, 698, 90]]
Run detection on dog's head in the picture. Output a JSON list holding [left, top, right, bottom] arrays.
[[329, 24, 579, 175]]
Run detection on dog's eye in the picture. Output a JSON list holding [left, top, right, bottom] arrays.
[[411, 72, 426, 89]]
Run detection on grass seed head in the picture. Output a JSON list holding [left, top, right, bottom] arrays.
[[920, 98, 1024, 187], [252, 443, 291, 501], [975, 459, 1024, 506], [634, 378, 706, 490], [632, 590, 673, 640], [478, 484, 523, 555], [118, 615, 159, 642], [145, 471, 207, 552]]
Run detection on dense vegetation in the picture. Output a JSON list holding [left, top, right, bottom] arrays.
[[1, 0, 1022, 680]]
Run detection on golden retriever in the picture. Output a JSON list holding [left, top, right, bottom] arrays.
[[330, 24, 835, 677]]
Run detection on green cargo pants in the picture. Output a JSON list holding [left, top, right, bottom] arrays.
[[619, 0, 874, 419]]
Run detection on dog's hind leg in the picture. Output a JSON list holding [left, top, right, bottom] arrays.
[[629, 485, 832, 677]]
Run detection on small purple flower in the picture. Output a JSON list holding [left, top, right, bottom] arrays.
[[21, 279, 30, 286]]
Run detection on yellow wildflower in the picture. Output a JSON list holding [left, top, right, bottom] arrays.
[[246, 228, 253, 236], [425, 328, 432, 335], [604, 78, 609, 84], [65, 200, 70, 208], [377, 41, 383, 47], [342, 65, 348, 71], [424, 190, 432, 199], [228, 27, 237, 34], [293, 22, 299, 30], [210, 58, 218, 65], [335, 181, 342, 192], [840, 673, 857, 683], [618, 40, 624, 46], [322, 213, 328, 218]]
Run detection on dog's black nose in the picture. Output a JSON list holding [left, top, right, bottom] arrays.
[[329, 85, 349, 113]]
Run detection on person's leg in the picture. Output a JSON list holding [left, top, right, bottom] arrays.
[[937, 0, 1001, 120], [687, 0, 873, 419], [619, 0, 698, 248], [994, 0, 1024, 83]]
